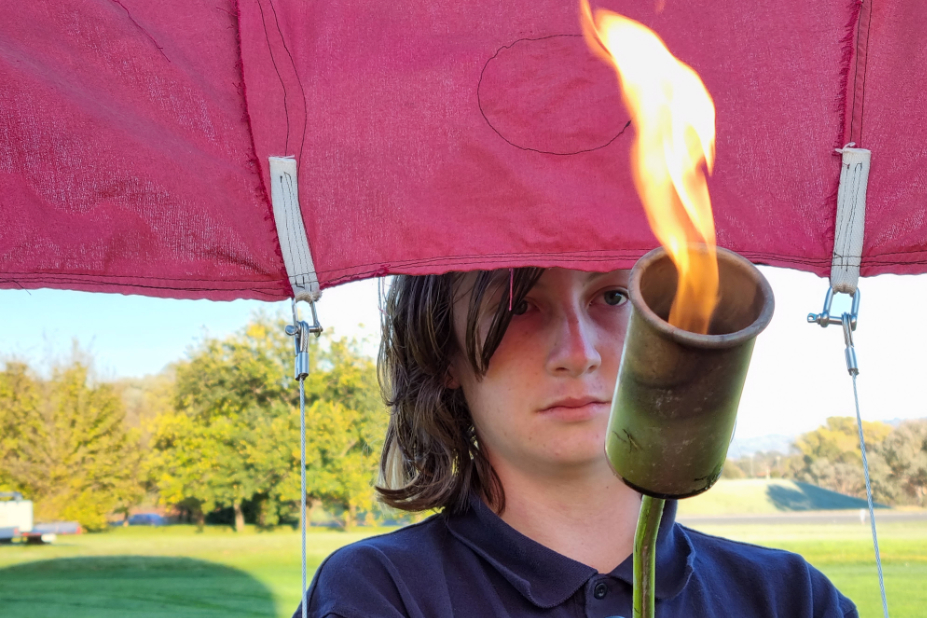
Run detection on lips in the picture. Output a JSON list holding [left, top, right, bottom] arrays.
[[539, 397, 610, 423], [541, 396, 610, 411]]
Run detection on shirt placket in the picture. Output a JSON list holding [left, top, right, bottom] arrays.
[[583, 574, 632, 618]]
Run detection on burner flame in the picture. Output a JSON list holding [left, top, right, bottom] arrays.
[[581, 2, 719, 333]]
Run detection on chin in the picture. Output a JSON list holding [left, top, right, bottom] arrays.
[[544, 438, 608, 467]]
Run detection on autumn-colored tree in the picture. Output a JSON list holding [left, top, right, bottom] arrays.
[[0, 360, 140, 531], [870, 420, 927, 506], [794, 416, 891, 466], [790, 416, 890, 497], [725, 450, 803, 480], [723, 418, 927, 507]]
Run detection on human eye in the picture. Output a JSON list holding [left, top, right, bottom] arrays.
[[602, 288, 629, 307], [512, 299, 530, 315]]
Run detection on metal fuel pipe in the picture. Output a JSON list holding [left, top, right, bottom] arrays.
[[607, 247, 775, 618]]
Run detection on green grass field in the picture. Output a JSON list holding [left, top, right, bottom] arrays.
[[677, 479, 884, 515], [0, 519, 924, 617]]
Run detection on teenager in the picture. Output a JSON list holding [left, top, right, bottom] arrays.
[[294, 267, 858, 618]]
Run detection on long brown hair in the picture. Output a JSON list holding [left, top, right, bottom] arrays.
[[376, 268, 544, 514]]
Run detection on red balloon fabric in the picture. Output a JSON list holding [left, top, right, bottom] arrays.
[[0, 1, 287, 300], [1, 0, 925, 300]]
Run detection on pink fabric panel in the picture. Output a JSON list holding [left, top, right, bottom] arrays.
[[0, 0, 289, 300], [4, 1, 925, 301], [239, 0, 854, 288], [851, 1, 927, 276]]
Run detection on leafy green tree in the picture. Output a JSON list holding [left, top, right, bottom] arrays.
[[150, 314, 386, 531], [0, 362, 40, 493], [152, 404, 291, 531], [0, 360, 140, 531], [111, 370, 176, 523], [115, 370, 175, 445], [150, 317, 292, 531], [301, 337, 386, 529], [301, 400, 384, 529]]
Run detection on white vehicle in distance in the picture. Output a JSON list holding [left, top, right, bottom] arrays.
[[0, 492, 60, 544]]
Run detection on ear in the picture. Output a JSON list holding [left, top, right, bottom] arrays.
[[444, 365, 461, 389]]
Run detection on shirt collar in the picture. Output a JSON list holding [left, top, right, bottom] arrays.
[[444, 493, 695, 608]]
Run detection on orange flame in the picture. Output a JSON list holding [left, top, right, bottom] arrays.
[[580, 2, 719, 334]]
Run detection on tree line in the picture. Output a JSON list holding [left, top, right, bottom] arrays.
[[724, 416, 927, 507], [3, 313, 926, 532], [0, 314, 385, 532]]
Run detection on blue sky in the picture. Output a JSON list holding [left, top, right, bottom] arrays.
[[0, 279, 383, 380]]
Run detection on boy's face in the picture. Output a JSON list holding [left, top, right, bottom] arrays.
[[450, 267, 631, 480]]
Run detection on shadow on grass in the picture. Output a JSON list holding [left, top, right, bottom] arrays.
[[767, 482, 889, 511], [0, 555, 277, 618]]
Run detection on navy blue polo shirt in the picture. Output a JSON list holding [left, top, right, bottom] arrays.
[[295, 494, 857, 618]]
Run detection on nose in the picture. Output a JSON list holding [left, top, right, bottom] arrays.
[[545, 306, 602, 377]]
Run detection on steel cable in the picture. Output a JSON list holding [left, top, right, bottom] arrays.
[[851, 373, 889, 618], [300, 376, 308, 618]]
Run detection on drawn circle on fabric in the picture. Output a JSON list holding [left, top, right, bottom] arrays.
[[478, 34, 631, 155]]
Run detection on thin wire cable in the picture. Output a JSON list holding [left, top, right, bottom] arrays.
[[300, 376, 308, 618], [851, 373, 889, 618]]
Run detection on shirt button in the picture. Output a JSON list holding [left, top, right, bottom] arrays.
[[593, 581, 608, 599]]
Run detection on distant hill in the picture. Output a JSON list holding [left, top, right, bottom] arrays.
[[676, 479, 888, 516], [726, 434, 795, 459]]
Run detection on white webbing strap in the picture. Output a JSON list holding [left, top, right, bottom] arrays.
[[269, 156, 321, 302], [830, 146, 871, 294]]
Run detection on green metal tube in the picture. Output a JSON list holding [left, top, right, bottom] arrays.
[[606, 246, 774, 498], [633, 496, 665, 618]]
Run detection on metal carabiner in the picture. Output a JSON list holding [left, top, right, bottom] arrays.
[[285, 298, 323, 379], [807, 286, 860, 330]]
